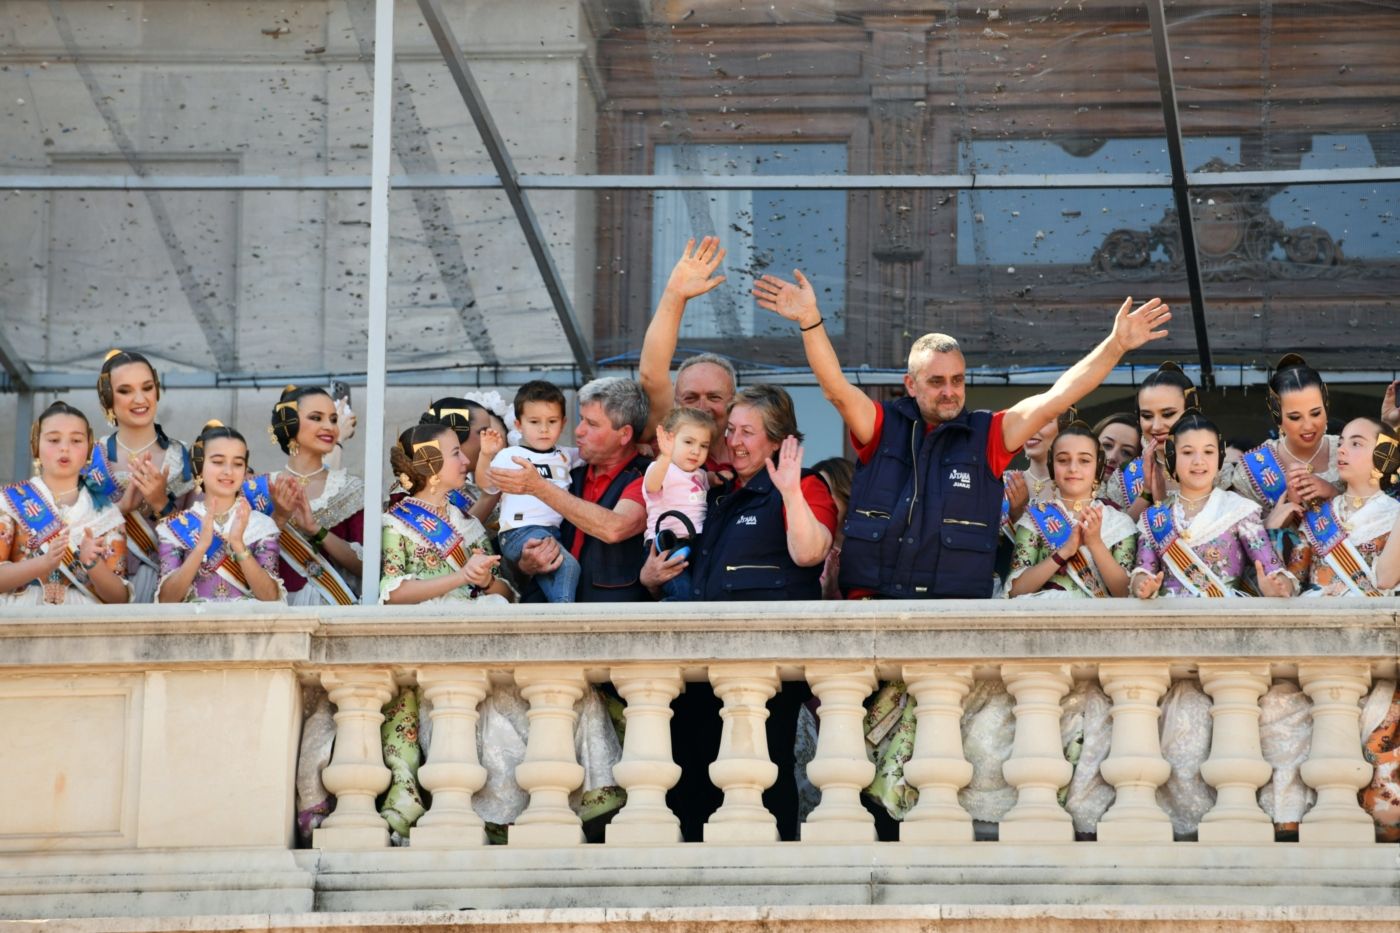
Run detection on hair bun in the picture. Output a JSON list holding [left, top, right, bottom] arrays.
[[203, 419, 225, 430], [1274, 352, 1308, 372], [104, 348, 124, 362]]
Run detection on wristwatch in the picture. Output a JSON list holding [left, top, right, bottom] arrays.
[[1051, 551, 1069, 571]]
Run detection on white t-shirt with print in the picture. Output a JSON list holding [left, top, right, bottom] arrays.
[[490, 445, 581, 531]]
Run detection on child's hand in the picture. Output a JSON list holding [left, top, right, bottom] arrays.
[[462, 548, 500, 587], [77, 528, 101, 568], [655, 424, 675, 459], [1133, 570, 1164, 599], [479, 428, 505, 460]]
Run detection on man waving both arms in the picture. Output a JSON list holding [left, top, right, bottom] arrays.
[[753, 271, 1171, 599]]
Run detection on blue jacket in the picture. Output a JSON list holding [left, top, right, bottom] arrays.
[[558, 453, 653, 603], [690, 466, 824, 601], [839, 398, 1002, 598]]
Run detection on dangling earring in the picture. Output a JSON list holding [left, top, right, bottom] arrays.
[[194, 475, 204, 492], [428, 474, 441, 492], [103, 408, 116, 426], [288, 439, 300, 457], [32, 458, 41, 477]]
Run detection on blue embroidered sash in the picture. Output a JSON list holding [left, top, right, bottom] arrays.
[[242, 475, 275, 516], [1301, 500, 1382, 596], [1116, 457, 1145, 505], [1242, 445, 1288, 507], [2, 481, 64, 547], [83, 443, 121, 502], [84, 443, 162, 567], [389, 498, 467, 568], [447, 488, 473, 515], [1027, 500, 1103, 596], [165, 509, 249, 591]]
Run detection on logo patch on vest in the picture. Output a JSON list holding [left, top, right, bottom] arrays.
[[948, 468, 972, 490], [735, 515, 758, 526]]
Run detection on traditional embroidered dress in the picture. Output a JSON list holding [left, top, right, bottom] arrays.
[[88, 434, 195, 602], [1007, 499, 1137, 598], [1132, 488, 1295, 598], [1102, 453, 1229, 511], [156, 501, 285, 603], [1228, 436, 1341, 508], [0, 477, 128, 605], [248, 470, 365, 607], [379, 498, 512, 605], [1287, 493, 1399, 597]]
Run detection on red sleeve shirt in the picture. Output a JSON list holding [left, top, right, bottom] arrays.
[[568, 467, 647, 560], [784, 474, 839, 535], [852, 403, 1019, 478]]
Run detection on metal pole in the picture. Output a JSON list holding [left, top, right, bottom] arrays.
[[415, 0, 597, 381], [1146, 0, 1215, 389], [12, 392, 35, 484], [358, 0, 395, 606]]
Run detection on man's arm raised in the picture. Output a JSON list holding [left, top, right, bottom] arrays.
[[639, 237, 727, 441], [753, 269, 878, 447], [1001, 297, 1171, 453]]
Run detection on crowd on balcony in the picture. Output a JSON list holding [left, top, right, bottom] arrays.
[[3, 237, 1400, 607]]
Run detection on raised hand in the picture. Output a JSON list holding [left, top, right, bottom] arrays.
[[271, 474, 301, 526], [462, 548, 501, 588], [1382, 381, 1400, 430], [1109, 297, 1171, 354], [1266, 498, 1302, 530], [1133, 570, 1164, 599], [479, 427, 505, 461], [665, 236, 727, 300], [753, 269, 820, 329], [77, 528, 100, 567], [1141, 439, 1167, 502], [1255, 560, 1293, 597], [227, 499, 251, 548], [1079, 503, 1103, 549], [130, 451, 168, 513], [765, 435, 805, 496], [654, 423, 675, 460], [1004, 471, 1029, 524]]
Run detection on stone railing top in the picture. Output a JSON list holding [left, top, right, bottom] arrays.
[[0, 600, 1396, 672]]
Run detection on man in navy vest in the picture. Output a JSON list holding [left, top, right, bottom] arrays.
[[753, 270, 1171, 599], [488, 377, 653, 602]]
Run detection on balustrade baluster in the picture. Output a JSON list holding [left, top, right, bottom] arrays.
[[412, 667, 490, 848], [704, 663, 780, 844], [1198, 665, 1274, 843], [510, 667, 587, 847], [607, 665, 684, 845], [899, 664, 975, 843], [999, 663, 1073, 843], [801, 663, 877, 843], [312, 669, 396, 850], [1097, 663, 1173, 842], [1298, 663, 1373, 844]]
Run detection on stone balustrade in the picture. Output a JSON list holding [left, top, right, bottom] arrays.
[[2, 600, 1399, 927]]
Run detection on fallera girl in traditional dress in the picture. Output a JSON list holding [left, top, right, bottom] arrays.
[[1105, 362, 1208, 523], [85, 349, 196, 602], [379, 422, 514, 605], [1230, 354, 1341, 512], [156, 422, 285, 603], [241, 385, 364, 606], [1277, 418, 1400, 597], [1008, 423, 1137, 598], [1, 402, 130, 606], [1131, 413, 1296, 599]]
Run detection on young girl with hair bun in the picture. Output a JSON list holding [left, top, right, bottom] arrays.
[[156, 422, 285, 603], [1, 401, 130, 605], [380, 422, 514, 605]]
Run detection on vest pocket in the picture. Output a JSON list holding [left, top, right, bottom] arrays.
[[940, 519, 996, 554], [721, 565, 787, 594], [844, 508, 891, 543]]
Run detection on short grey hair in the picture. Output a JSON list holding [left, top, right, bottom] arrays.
[[577, 376, 649, 440], [676, 352, 738, 392], [907, 333, 962, 374]]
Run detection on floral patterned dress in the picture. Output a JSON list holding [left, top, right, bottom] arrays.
[[1287, 494, 1399, 597], [379, 500, 512, 605], [155, 501, 286, 603], [268, 468, 365, 606], [1227, 436, 1341, 508], [0, 478, 128, 605], [1132, 489, 1295, 597], [1007, 500, 1137, 598]]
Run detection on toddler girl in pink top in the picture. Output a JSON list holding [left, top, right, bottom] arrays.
[[643, 407, 715, 601]]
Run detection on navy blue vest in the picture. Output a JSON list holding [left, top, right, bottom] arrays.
[[690, 467, 823, 601], [558, 452, 652, 603], [839, 399, 1002, 598]]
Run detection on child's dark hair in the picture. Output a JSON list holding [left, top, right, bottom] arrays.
[[513, 380, 566, 420], [191, 421, 249, 476], [30, 400, 94, 459], [812, 457, 854, 510], [661, 405, 716, 437], [269, 384, 334, 454]]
